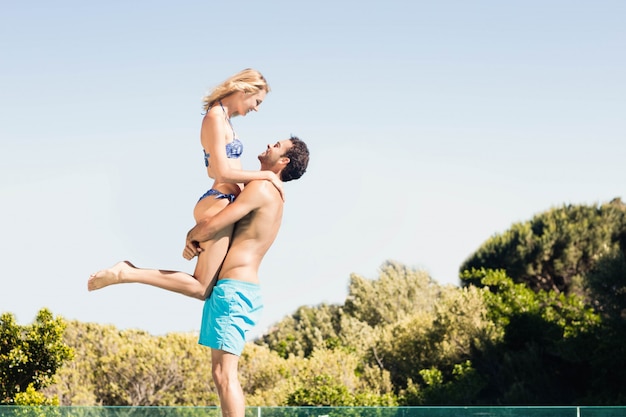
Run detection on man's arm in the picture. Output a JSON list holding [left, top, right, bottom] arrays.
[[183, 181, 270, 259]]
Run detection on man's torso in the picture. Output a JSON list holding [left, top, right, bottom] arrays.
[[218, 181, 284, 283]]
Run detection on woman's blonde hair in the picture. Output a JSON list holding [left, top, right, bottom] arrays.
[[202, 68, 270, 112]]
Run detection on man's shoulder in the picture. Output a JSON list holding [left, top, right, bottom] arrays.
[[242, 180, 282, 200]]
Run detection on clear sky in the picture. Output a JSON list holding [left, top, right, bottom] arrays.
[[1, 0, 624, 339]]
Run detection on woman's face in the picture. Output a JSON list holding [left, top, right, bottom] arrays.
[[235, 89, 267, 117]]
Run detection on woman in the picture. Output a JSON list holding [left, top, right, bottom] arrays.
[[88, 68, 276, 299]]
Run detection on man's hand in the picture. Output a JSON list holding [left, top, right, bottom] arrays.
[[182, 239, 202, 260], [183, 226, 204, 260]]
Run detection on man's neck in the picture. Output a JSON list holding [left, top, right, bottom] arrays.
[[259, 165, 282, 178]]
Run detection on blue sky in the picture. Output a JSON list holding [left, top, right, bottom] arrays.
[[1, 0, 624, 339]]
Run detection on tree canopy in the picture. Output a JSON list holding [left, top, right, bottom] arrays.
[[460, 198, 626, 297], [0, 308, 72, 405], [3, 198, 626, 405]]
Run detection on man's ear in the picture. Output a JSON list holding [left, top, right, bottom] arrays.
[[279, 156, 290, 166]]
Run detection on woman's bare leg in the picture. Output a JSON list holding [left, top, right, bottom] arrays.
[[87, 236, 229, 300], [193, 222, 234, 299], [87, 260, 208, 299], [88, 196, 233, 300]]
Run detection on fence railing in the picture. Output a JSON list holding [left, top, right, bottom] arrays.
[[0, 406, 625, 417]]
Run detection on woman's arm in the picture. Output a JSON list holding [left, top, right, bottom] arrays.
[[201, 111, 283, 191], [183, 181, 269, 259]]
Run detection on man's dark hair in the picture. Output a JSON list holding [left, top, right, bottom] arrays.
[[281, 136, 309, 182]]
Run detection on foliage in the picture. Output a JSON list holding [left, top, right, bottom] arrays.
[[465, 268, 601, 336], [0, 308, 72, 405], [456, 198, 626, 404], [283, 349, 396, 407], [460, 198, 626, 296], [44, 321, 216, 406], [94, 330, 213, 406], [344, 261, 440, 328], [10, 198, 626, 406], [13, 383, 59, 406], [244, 344, 396, 406], [403, 360, 486, 405], [240, 343, 301, 406], [373, 285, 495, 405], [261, 262, 499, 406], [585, 247, 626, 320], [259, 261, 439, 361], [287, 374, 354, 406], [582, 238, 626, 403], [258, 304, 344, 358], [461, 268, 602, 404]]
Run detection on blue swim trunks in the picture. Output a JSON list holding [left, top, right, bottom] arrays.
[[198, 279, 263, 356]]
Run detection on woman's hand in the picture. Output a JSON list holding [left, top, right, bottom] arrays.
[[265, 171, 285, 201]]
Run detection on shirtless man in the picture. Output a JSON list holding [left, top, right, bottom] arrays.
[[186, 135, 308, 417], [89, 136, 309, 417]]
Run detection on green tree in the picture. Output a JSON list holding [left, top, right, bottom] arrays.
[[41, 321, 109, 405], [403, 360, 486, 406], [463, 268, 601, 405], [461, 198, 626, 296], [240, 343, 301, 406], [287, 373, 355, 406], [458, 199, 626, 404], [344, 261, 440, 327], [258, 303, 344, 358], [0, 308, 72, 404], [284, 348, 396, 407], [261, 262, 497, 405], [585, 247, 626, 320], [373, 285, 495, 405], [583, 238, 626, 403], [14, 383, 59, 406], [45, 321, 216, 406], [93, 329, 215, 406], [260, 261, 440, 361]]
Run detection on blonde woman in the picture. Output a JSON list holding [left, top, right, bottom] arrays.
[[89, 68, 278, 299]]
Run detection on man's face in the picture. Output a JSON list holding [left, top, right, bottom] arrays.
[[258, 139, 293, 168]]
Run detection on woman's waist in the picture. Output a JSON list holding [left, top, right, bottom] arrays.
[[207, 181, 243, 196], [206, 160, 242, 180]]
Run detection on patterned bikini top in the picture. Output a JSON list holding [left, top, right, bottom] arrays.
[[203, 101, 244, 167]]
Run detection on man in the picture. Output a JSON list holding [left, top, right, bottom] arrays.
[[183, 136, 309, 417]]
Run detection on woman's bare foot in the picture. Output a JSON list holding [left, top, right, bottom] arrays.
[[88, 261, 136, 291]]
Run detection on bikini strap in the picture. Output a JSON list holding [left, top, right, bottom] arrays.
[[219, 100, 237, 139]]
